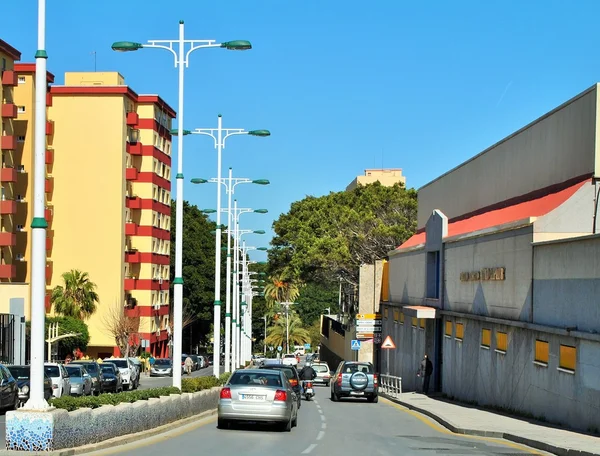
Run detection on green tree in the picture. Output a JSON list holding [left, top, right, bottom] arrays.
[[265, 312, 310, 353], [295, 281, 339, 327], [45, 316, 90, 357], [269, 182, 417, 285], [50, 270, 99, 320]]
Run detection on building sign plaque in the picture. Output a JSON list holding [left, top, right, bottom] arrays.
[[460, 267, 505, 282]]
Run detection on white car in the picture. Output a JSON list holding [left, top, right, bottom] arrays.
[[311, 362, 331, 386], [282, 354, 298, 367], [44, 363, 71, 398], [104, 358, 138, 390]]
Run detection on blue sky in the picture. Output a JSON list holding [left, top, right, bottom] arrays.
[[3, 0, 600, 262]]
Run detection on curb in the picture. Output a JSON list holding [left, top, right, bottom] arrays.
[[380, 393, 600, 456], [1, 408, 218, 456]]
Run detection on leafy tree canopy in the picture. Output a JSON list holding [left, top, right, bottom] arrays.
[[46, 316, 90, 354], [269, 182, 417, 285], [50, 270, 99, 320], [295, 281, 339, 327]]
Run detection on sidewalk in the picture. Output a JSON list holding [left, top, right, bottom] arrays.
[[383, 392, 600, 456]]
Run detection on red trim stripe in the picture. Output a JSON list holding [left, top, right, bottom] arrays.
[[138, 95, 176, 118], [137, 118, 172, 141], [141, 145, 171, 167], [125, 305, 170, 318], [137, 172, 171, 191]]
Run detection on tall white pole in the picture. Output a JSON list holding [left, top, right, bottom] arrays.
[[26, 0, 49, 410], [232, 200, 239, 369], [224, 168, 233, 372], [172, 20, 186, 390], [263, 316, 267, 356], [212, 115, 223, 377], [286, 304, 290, 354]]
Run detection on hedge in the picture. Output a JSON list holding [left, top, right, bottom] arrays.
[[50, 374, 231, 412]]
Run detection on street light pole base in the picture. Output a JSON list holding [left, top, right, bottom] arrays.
[[22, 397, 50, 410]]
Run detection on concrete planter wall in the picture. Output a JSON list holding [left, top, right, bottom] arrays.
[[5, 387, 221, 452]]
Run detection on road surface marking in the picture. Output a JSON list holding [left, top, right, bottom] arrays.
[[318, 408, 323, 414], [317, 430, 325, 440], [321, 422, 327, 429], [320, 414, 326, 421], [302, 443, 317, 454], [380, 397, 544, 455]]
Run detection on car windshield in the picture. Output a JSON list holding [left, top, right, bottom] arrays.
[[264, 365, 296, 380], [100, 365, 114, 374], [9, 366, 29, 379], [155, 359, 171, 366], [107, 360, 128, 369], [44, 366, 60, 377], [313, 365, 329, 372], [66, 366, 82, 377], [343, 363, 373, 374], [284, 354, 295, 358], [229, 372, 283, 387], [74, 363, 98, 374]]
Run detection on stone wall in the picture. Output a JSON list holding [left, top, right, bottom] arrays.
[[5, 387, 221, 452]]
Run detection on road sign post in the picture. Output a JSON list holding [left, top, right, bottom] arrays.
[[380, 335, 396, 375], [351, 340, 361, 351]]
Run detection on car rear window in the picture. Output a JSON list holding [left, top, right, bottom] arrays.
[[44, 366, 60, 377], [260, 365, 297, 379], [313, 365, 329, 372], [66, 366, 82, 377], [343, 363, 373, 374], [228, 372, 282, 387], [74, 362, 98, 374], [284, 354, 295, 358], [155, 359, 171, 366]]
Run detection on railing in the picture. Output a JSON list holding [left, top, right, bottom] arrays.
[[379, 374, 402, 398]]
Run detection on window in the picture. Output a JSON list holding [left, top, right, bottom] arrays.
[[559, 345, 576, 372], [16, 224, 24, 231], [481, 329, 491, 348], [534, 340, 549, 365], [496, 331, 508, 353], [1, 58, 6, 71], [383, 307, 388, 319], [419, 319, 425, 330], [17, 136, 25, 142], [18, 76, 26, 84], [400, 313, 404, 324], [455, 323, 464, 340], [17, 106, 25, 113], [393, 309, 399, 322], [445, 321, 452, 337], [426, 251, 440, 299], [411, 317, 417, 327]]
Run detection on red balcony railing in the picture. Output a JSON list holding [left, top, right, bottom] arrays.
[[45, 294, 51, 313], [0, 136, 16, 151], [1, 103, 18, 119], [0, 200, 17, 215], [125, 167, 138, 180], [125, 196, 142, 209], [45, 177, 53, 193], [126, 112, 139, 126], [125, 223, 137, 236], [45, 120, 54, 136], [0, 232, 16, 247], [124, 278, 137, 291], [1, 70, 18, 86], [46, 262, 53, 281], [126, 142, 143, 156], [46, 236, 53, 251], [0, 264, 17, 279], [0, 168, 17, 183], [125, 251, 141, 263], [45, 207, 53, 224], [45, 149, 54, 165]]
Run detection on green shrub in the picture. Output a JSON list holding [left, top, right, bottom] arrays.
[[181, 376, 221, 393], [219, 372, 232, 385], [50, 386, 180, 411]]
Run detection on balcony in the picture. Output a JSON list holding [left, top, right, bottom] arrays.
[[0, 200, 17, 214], [125, 196, 142, 209], [45, 207, 53, 224], [126, 112, 139, 126], [0, 167, 17, 183], [125, 167, 138, 180], [1, 70, 18, 86], [126, 142, 143, 156], [46, 262, 53, 282], [46, 93, 52, 107], [45, 120, 54, 136], [125, 251, 141, 263], [45, 294, 51, 313], [45, 177, 54, 193], [0, 136, 16, 151], [1, 103, 18, 119], [0, 264, 16, 279], [125, 223, 137, 236], [0, 232, 16, 246], [124, 277, 137, 291], [45, 149, 54, 165], [46, 236, 53, 251]]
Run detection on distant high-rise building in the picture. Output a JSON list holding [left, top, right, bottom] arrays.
[[346, 168, 406, 191]]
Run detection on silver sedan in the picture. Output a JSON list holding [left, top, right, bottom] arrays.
[[217, 368, 299, 432]]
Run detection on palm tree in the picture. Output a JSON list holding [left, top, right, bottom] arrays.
[[51, 270, 99, 320], [265, 312, 309, 353], [263, 274, 301, 310]]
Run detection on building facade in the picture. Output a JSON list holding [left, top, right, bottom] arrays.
[[47, 72, 174, 358], [346, 168, 406, 191], [382, 84, 600, 432]]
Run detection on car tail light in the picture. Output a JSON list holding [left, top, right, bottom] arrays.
[[337, 375, 342, 387], [289, 378, 298, 387], [274, 390, 287, 402], [306, 382, 313, 388], [374, 374, 378, 386], [220, 387, 231, 399]]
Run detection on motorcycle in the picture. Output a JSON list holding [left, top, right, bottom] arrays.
[[303, 380, 315, 401]]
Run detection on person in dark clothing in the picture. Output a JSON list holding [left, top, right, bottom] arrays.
[[299, 365, 317, 381], [420, 355, 433, 394]]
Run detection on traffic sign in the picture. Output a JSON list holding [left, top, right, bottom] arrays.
[[277, 346, 283, 352], [381, 336, 396, 349], [304, 343, 311, 349], [356, 326, 382, 332], [356, 313, 381, 320], [356, 320, 382, 326], [351, 340, 361, 350]]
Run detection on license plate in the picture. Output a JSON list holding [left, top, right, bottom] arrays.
[[306, 389, 314, 394], [350, 391, 364, 396], [240, 394, 265, 401]]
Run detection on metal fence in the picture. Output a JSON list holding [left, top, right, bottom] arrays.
[[0, 314, 15, 364], [379, 374, 402, 398]]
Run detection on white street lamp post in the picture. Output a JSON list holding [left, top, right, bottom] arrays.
[[262, 316, 267, 356], [112, 24, 251, 388], [27, 0, 49, 409]]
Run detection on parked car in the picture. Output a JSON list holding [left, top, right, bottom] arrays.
[[311, 362, 331, 386], [258, 363, 302, 409], [189, 355, 200, 371], [217, 368, 298, 431], [282, 354, 298, 367], [8, 365, 52, 406], [150, 358, 174, 377], [104, 358, 138, 390], [69, 361, 104, 395], [128, 358, 143, 384], [65, 365, 93, 396], [0, 363, 20, 409], [44, 363, 71, 398], [99, 363, 123, 393], [330, 361, 378, 403]]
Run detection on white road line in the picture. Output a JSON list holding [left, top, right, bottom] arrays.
[[317, 431, 325, 440], [321, 422, 327, 429], [302, 444, 317, 454], [320, 414, 326, 421], [318, 409, 323, 414]]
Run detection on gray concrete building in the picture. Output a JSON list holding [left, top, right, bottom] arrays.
[[382, 83, 600, 432]]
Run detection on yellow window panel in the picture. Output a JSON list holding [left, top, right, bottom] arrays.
[[400, 313, 405, 324], [384, 307, 388, 319], [559, 345, 576, 371], [393, 309, 399, 322], [419, 319, 426, 329], [455, 323, 464, 340], [534, 340, 549, 364], [481, 329, 491, 347], [496, 331, 508, 352], [411, 317, 417, 327], [445, 320, 452, 336]]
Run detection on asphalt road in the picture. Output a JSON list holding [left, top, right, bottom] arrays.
[[84, 383, 548, 456]]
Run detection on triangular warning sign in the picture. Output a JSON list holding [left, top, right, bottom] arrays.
[[381, 335, 396, 349]]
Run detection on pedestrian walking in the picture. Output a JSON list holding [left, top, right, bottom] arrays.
[[419, 354, 433, 394], [184, 356, 193, 375]]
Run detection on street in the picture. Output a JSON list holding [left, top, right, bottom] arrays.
[[83, 383, 547, 456]]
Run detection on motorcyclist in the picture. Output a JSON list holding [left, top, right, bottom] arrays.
[[299, 364, 317, 396]]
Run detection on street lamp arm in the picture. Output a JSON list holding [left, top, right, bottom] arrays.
[[191, 130, 218, 148], [185, 41, 222, 65], [139, 42, 179, 66], [222, 129, 251, 147]]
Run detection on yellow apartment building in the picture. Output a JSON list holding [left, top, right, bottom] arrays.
[[47, 72, 174, 358], [346, 168, 406, 191]]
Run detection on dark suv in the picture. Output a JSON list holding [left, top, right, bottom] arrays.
[[258, 363, 302, 409], [330, 361, 378, 403]]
